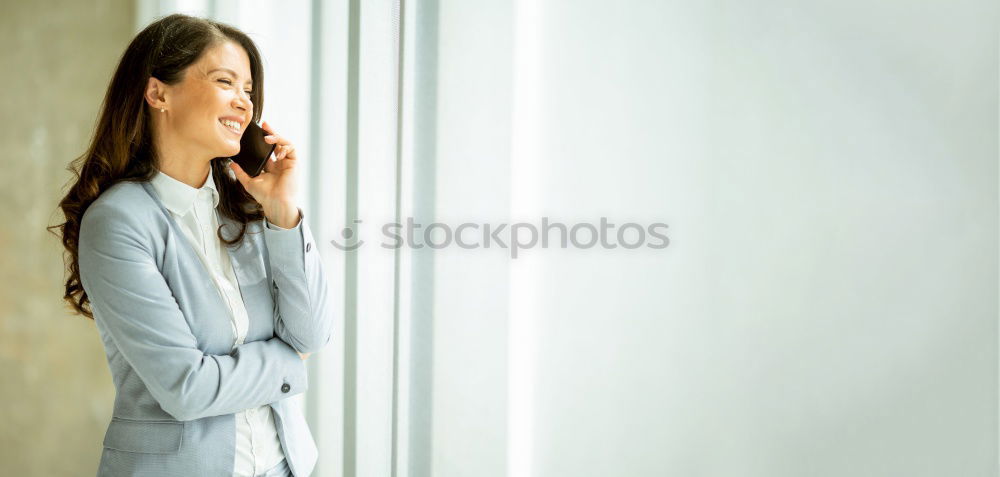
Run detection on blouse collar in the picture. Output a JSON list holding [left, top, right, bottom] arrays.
[[149, 165, 220, 216]]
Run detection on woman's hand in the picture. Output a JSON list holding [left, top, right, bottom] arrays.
[[298, 351, 312, 360], [228, 120, 301, 228]]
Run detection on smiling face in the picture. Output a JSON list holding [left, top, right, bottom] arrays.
[[154, 41, 255, 159]]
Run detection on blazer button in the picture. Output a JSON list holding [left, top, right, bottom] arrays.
[[306, 242, 312, 252], [281, 383, 291, 393]]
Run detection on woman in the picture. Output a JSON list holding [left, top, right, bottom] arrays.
[[49, 13, 333, 477]]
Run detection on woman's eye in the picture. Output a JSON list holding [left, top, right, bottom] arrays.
[[218, 78, 232, 85], [245, 90, 253, 95]]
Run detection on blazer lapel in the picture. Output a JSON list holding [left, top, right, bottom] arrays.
[[139, 181, 237, 342]]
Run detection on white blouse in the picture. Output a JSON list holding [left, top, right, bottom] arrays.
[[149, 165, 288, 477]]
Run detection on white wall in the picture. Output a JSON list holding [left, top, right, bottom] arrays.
[[418, 1, 998, 476]]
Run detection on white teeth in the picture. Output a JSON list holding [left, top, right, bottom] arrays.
[[219, 119, 240, 132]]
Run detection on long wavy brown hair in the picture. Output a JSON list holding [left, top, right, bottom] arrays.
[[48, 14, 268, 320]]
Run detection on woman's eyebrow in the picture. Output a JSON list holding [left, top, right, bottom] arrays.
[[207, 67, 253, 85]]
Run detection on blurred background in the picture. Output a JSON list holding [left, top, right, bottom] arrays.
[[1, 0, 997, 476]]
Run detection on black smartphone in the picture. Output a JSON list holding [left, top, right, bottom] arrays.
[[230, 120, 275, 177]]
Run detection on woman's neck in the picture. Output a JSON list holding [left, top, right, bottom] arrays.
[[153, 137, 213, 189]]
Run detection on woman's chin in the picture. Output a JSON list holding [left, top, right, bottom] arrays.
[[219, 142, 241, 158]]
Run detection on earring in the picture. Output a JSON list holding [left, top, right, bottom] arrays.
[[160, 108, 165, 113]]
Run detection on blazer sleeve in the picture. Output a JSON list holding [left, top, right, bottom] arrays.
[[263, 207, 334, 355], [78, 202, 308, 422]]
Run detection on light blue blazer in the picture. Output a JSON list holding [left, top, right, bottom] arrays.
[[78, 179, 334, 476]]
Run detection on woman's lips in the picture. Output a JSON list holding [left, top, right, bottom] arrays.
[[219, 119, 242, 135]]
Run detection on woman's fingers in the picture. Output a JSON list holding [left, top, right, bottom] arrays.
[[261, 121, 287, 144], [228, 160, 252, 187], [260, 120, 275, 135], [276, 144, 295, 160], [259, 120, 297, 161]]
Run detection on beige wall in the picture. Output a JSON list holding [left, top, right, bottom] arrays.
[[0, 1, 135, 475]]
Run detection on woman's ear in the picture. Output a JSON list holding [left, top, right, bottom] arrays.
[[144, 76, 169, 111]]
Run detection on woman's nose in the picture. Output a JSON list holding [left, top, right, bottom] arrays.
[[234, 91, 251, 111]]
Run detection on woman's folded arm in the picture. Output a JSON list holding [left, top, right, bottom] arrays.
[[264, 208, 334, 355], [79, 202, 308, 422]]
